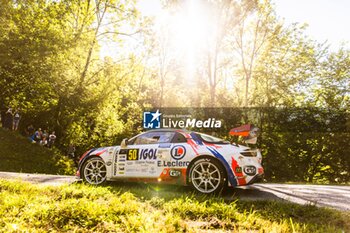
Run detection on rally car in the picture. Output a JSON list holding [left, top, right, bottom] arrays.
[[77, 127, 264, 194]]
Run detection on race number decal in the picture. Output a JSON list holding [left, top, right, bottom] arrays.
[[120, 148, 157, 161], [127, 149, 139, 160]]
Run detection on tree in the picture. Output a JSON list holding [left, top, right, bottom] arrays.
[[313, 48, 350, 109], [230, 0, 275, 107], [251, 23, 321, 107]]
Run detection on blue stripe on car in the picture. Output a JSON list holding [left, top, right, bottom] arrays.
[[190, 132, 203, 145], [206, 146, 237, 187]]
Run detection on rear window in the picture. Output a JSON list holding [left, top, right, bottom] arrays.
[[171, 132, 187, 143], [197, 133, 230, 144]]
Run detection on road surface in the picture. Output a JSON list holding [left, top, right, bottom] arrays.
[[236, 183, 350, 211], [0, 171, 77, 186], [0, 171, 349, 211]]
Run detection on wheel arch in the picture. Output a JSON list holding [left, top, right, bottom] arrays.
[[80, 155, 107, 185], [186, 154, 229, 186], [79, 154, 101, 178]]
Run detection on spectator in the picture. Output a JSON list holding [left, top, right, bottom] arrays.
[[67, 144, 76, 159], [67, 144, 77, 165], [26, 124, 35, 137], [0, 105, 6, 127], [40, 135, 48, 146], [4, 108, 13, 130], [42, 129, 48, 139], [34, 128, 42, 143], [48, 131, 56, 148], [12, 110, 21, 131]]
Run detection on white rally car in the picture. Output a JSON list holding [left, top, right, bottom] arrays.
[[77, 128, 264, 194]]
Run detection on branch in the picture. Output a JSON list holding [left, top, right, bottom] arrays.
[[97, 30, 141, 38]]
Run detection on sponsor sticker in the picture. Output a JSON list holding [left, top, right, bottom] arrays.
[[170, 145, 186, 160], [158, 160, 190, 167], [121, 148, 158, 161], [235, 167, 242, 173], [169, 170, 181, 177]]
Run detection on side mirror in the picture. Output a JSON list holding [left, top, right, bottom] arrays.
[[121, 138, 128, 148]]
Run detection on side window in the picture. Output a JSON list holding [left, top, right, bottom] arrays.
[[158, 132, 176, 143], [171, 132, 187, 143], [134, 132, 175, 145]]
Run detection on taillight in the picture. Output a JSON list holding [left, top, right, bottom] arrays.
[[239, 151, 257, 157]]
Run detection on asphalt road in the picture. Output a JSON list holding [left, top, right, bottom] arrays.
[[0, 171, 77, 186], [235, 183, 350, 211], [0, 171, 349, 211]]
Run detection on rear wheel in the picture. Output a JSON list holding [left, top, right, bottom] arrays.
[[188, 157, 226, 194], [82, 157, 107, 185]]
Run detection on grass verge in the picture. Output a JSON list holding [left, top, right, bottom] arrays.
[[0, 179, 349, 232], [0, 128, 75, 175]]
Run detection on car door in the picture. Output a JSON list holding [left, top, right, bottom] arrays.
[[114, 131, 176, 178], [157, 132, 197, 181]]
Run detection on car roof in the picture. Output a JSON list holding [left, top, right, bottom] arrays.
[[144, 128, 193, 134]]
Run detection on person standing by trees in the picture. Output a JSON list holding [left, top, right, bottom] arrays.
[[0, 105, 6, 128], [67, 144, 76, 165], [4, 108, 13, 130], [12, 110, 20, 131]]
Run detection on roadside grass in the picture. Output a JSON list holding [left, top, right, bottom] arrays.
[[0, 179, 349, 233], [0, 128, 75, 175]]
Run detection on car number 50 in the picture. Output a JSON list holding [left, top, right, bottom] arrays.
[[127, 149, 138, 160]]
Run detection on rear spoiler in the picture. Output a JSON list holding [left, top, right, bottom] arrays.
[[229, 124, 260, 144]]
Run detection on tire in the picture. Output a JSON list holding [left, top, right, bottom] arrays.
[[188, 156, 227, 194], [82, 157, 107, 185]]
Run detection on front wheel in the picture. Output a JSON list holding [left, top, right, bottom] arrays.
[[82, 157, 107, 185], [188, 157, 227, 194]]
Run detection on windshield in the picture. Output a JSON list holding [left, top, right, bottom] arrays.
[[197, 133, 230, 144]]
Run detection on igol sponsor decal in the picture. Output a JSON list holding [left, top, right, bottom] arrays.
[[122, 148, 157, 160]]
